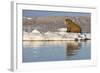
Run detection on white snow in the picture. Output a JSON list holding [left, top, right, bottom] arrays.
[[27, 17, 32, 20], [32, 29, 41, 34], [57, 28, 67, 32], [23, 30, 91, 41]]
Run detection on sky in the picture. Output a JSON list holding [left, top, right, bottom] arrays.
[[23, 10, 91, 17]]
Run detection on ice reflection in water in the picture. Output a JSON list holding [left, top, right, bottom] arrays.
[[23, 40, 91, 62]]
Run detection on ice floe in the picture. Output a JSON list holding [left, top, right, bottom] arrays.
[[23, 29, 91, 41]]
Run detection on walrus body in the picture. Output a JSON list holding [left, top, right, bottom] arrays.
[[65, 19, 81, 33]]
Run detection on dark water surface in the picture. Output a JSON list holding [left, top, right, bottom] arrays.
[[22, 40, 91, 62]]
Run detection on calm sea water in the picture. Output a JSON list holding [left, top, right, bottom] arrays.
[[22, 40, 91, 62]]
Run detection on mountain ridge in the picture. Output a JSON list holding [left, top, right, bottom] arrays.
[[23, 16, 90, 33]]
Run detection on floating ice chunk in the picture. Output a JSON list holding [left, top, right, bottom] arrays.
[[57, 28, 67, 32], [23, 34, 31, 40], [57, 32, 67, 35], [27, 17, 32, 20], [80, 33, 91, 39], [86, 33, 91, 39], [44, 31, 63, 40], [32, 29, 41, 34]]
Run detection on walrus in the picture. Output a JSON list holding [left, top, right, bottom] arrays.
[[64, 19, 81, 33]]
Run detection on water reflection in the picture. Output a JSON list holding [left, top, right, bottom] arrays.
[[66, 41, 81, 56], [23, 40, 91, 62]]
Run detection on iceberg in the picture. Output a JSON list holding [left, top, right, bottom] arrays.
[[44, 31, 62, 40], [31, 29, 45, 40], [23, 30, 91, 41], [32, 29, 41, 34], [57, 28, 67, 32], [27, 17, 32, 20]]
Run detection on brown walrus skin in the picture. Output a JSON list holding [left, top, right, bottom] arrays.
[[65, 19, 81, 33]]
